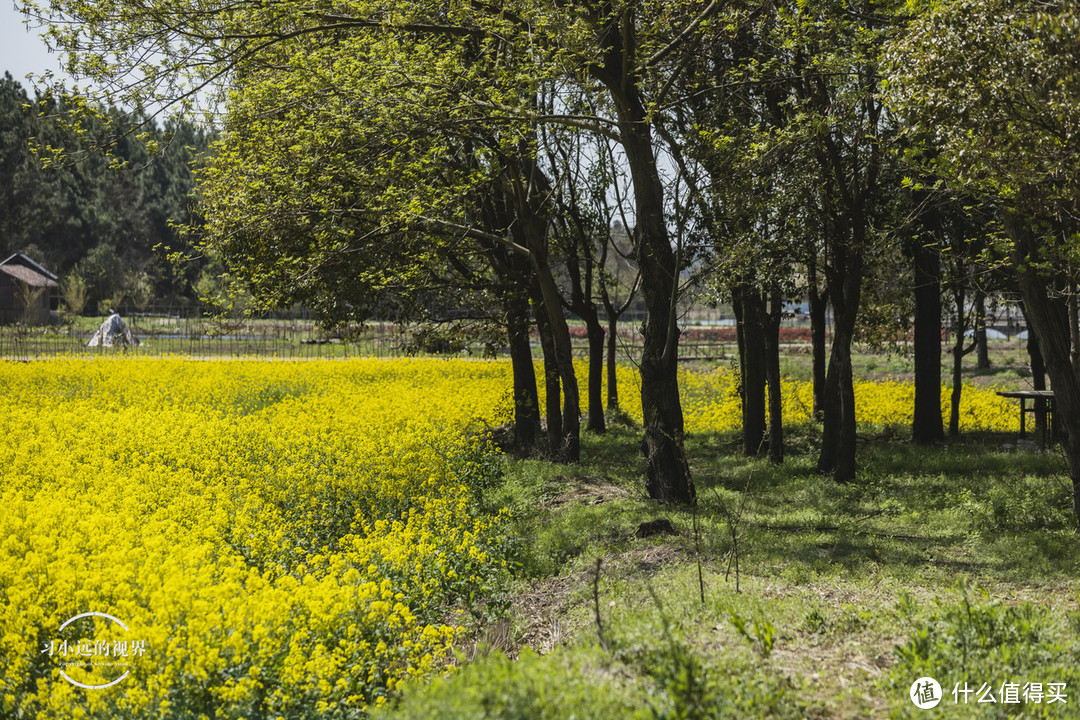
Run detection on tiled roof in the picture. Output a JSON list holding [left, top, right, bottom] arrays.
[[0, 263, 59, 288], [0, 251, 59, 281]]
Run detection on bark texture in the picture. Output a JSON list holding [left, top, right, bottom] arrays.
[[1006, 213, 1080, 526], [912, 237, 944, 443], [591, 8, 694, 503]]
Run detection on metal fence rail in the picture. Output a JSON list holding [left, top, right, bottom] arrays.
[[0, 314, 409, 360], [0, 302, 1029, 362]]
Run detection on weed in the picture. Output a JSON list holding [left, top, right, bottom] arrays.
[[643, 587, 715, 720], [889, 582, 1079, 708], [894, 590, 919, 620], [729, 609, 776, 659], [802, 606, 830, 634], [374, 648, 650, 720], [447, 412, 1080, 719], [713, 472, 753, 594]]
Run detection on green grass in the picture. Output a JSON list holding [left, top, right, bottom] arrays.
[[382, 422, 1080, 719], [771, 339, 1034, 389]]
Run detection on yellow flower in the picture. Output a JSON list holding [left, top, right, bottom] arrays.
[[1, 358, 514, 719]]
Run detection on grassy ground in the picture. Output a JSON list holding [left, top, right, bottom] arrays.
[[379, 420, 1080, 719], [774, 340, 1034, 390]]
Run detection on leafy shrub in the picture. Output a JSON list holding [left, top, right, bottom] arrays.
[[888, 586, 1080, 716], [375, 649, 650, 720], [729, 609, 776, 659], [381, 634, 810, 720]]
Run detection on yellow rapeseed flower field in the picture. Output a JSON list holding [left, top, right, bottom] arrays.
[[587, 362, 1018, 434], [1, 358, 1017, 719], [1, 359, 515, 719]]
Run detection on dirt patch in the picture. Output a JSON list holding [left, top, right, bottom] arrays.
[[769, 636, 903, 719], [544, 474, 635, 509], [511, 545, 687, 654], [610, 544, 685, 575], [512, 570, 592, 654]]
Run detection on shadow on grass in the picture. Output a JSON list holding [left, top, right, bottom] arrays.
[[511, 423, 1080, 586]]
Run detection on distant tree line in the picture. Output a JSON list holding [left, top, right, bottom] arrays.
[[0, 72, 212, 314]]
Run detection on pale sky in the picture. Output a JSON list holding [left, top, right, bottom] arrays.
[[1, 2, 66, 90], [2, 2, 214, 121]]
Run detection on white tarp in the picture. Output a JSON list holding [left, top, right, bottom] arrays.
[[86, 312, 139, 347]]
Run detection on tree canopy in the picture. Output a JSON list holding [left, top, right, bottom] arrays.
[[16, 0, 1080, 519]]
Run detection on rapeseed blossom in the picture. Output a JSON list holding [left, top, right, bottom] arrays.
[[1, 359, 514, 719], [595, 364, 1018, 433], [2, 357, 1016, 719]]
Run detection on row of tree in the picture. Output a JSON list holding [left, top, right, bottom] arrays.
[[21, 0, 1080, 522], [0, 73, 211, 312]]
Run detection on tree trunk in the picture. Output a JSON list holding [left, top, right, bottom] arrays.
[[517, 196, 581, 463], [807, 266, 829, 422], [598, 250, 636, 415], [1006, 213, 1080, 526], [533, 292, 563, 456], [506, 288, 540, 451], [1031, 338, 1049, 434], [562, 207, 606, 434], [1070, 292, 1080, 373], [1016, 299, 1050, 435], [818, 231, 864, 484], [582, 304, 606, 433], [949, 284, 967, 437], [1023, 285, 1074, 490], [818, 332, 843, 472], [765, 290, 784, 464], [735, 285, 767, 456], [485, 238, 542, 454], [1028, 317, 1049, 437], [605, 308, 620, 412], [637, 215, 694, 502], [912, 237, 944, 443], [975, 290, 990, 370], [532, 268, 581, 462], [594, 20, 694, 503], [828, 315, 859, 484]]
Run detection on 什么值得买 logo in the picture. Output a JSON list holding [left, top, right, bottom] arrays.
[[910, 677, 943, 709], [41, 611, 148, 690]]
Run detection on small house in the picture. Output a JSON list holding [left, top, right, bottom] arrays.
[[0, 252, 60, 324]]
